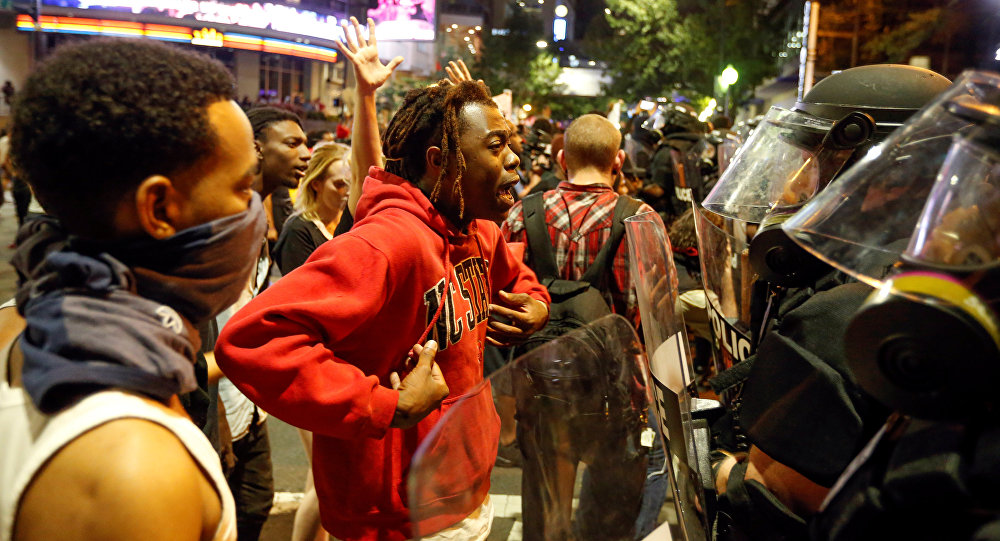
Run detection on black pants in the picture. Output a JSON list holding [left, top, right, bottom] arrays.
[[516, 395, 647, 541], [11, 176, 31, 227], [227, 417, 274, 541]]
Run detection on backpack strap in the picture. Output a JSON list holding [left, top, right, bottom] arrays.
[[522, 192, 560, 280], [580, 195, 644, 288]]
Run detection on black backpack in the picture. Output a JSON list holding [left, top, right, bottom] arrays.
[[515, 192, 643, 355]]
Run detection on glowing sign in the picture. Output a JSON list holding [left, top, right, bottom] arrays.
[[41, 0, 349, 43], [552, 17, 565, 41], [191, 26, 223, 46], [367, 0, 435, 41], [17, 14, 339, 62]]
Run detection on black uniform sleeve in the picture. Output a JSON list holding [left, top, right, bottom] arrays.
[[739, 282, 891, 487], [648, 146, 675, 190]]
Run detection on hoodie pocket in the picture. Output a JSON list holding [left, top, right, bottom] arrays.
[[407, 380, 500, 526]]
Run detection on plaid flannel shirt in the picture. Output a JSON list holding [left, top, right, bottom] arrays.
[[501, 181, 658, 329]]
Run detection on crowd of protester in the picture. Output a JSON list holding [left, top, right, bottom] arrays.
[[3, 9, 984, 541], [0, 12, 730, 537]]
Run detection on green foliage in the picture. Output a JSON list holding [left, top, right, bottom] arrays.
[[812, 0, 960, 72], [863, 8, 945, 62], [583, 0, 786, 101], [377, 73, 427, 112], [471, 2, 565, 104], [547, 96, 612, 119]]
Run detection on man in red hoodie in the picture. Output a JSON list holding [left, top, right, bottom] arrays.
[[215, 24, 550, 541]]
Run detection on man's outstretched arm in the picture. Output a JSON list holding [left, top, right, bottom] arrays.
[[335, 16, 402, 215]]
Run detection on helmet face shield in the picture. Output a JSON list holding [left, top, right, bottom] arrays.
[[701, 107, 856, 223], [642, 106, 667, 134], [783, 70, 1000, 288], [643, 103, 702, 137], [906, 136, 1000, 268]]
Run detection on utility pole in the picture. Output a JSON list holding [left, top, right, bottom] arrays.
[[33, 0, 43, 66], [798, 1, 820, 100]]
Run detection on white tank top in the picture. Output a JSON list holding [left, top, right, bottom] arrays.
[[0, 307, 237, 541]]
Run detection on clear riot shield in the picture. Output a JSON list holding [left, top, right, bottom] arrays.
[[408, 315, 653, 541], [716, 133, 741, 176], [683, 139, 713, 201], [625, 210, 715, 541], [693, 205, 757, 395], [670, 146, 696, 205]]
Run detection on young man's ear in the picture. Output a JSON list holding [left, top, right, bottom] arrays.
[[424, 145, 444, 181], [556, 149, 567, 173], [133, 175, 184, 239], [612, 149, 626, 174]]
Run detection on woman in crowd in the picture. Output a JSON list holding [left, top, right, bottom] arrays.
[[273, 142, 351, 275], [270, 141, 351, 541]]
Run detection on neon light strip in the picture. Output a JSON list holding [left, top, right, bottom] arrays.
[[17, 15, 336, 62]]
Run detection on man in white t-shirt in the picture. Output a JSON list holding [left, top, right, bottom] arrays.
[[1, 39, 268, 541]]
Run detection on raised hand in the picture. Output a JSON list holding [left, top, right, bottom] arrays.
[[444, 59, 485, 87], [445, 59, 473, 84], [334, 16, 403, 94]]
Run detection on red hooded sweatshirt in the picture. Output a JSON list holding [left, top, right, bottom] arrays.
[[215, 168, 549, 540]]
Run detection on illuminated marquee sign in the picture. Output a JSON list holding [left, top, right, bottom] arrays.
[[17, 14, 339, 62], [191, 26, 223, 46], [41, 0, 350, 42], [367, 0, 435, 41]]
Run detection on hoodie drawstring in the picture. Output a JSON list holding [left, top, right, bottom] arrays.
[[413, 240, 452, 353]]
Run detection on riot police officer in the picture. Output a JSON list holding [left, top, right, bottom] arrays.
[[696, 64, 953, 540], [642, 102, 707, 220], [781, 70, 1000, 541]]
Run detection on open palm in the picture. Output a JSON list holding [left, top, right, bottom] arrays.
[[335, 17, 403, 93]]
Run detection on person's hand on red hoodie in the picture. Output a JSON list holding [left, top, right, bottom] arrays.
[[486, 291, 550, 347], [389, 340, 449, 429]]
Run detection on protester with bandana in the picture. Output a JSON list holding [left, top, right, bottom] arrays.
[[0, 39, 265, 541]]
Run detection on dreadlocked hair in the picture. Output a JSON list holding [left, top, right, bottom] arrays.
[[382, 79, 497, 221]]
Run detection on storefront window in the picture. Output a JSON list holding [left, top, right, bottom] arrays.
[[259, 55, 306, 104]]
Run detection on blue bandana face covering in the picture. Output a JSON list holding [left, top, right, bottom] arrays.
[[11, 193, 267, 413]]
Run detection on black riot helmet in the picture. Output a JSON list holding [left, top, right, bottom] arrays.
[[703, 64, 952, 287], [784, 71, 1000, 419], [629, 110, 660, 147], [643, 102, 704, 140]]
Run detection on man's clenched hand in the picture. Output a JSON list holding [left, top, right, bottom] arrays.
[[389, 340, 449, 429]]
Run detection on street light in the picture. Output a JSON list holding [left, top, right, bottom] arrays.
[[523, 104, 533, 112], [718, 64, 739, 116], [719, 64, 739, 89], [536, 40, 547, 48], [554, 4, 568, 17]]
